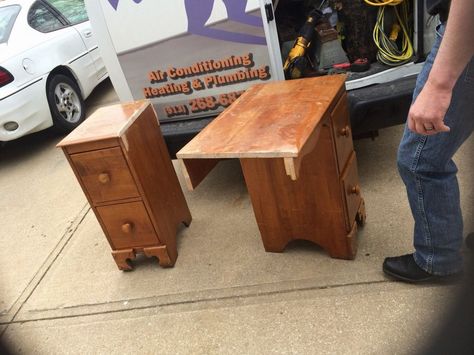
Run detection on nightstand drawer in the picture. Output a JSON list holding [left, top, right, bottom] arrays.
[[71, 147, 140, 204], [340, 152, 362, 231], [97, 201, 159, 250], [331, 93, 354, 172]]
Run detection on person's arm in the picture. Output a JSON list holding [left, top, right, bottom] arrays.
[[408, 0, 474, 135]]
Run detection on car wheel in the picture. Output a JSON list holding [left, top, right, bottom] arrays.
[[47, 74, 85, 132]]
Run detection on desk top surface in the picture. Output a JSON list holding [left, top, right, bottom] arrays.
[[177, 75, 346, 159], [57, 100, 150, 147]]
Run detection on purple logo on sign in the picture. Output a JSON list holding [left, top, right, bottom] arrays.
[[106, 0, 265, 45], [107, 0, 142, 11], [185, 0, 265, 45]]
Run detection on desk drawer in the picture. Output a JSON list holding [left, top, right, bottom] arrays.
[[331, 94, 354, 172], [71, 147, 140, 204], [97, 201, 159, 250], [341, 152, 362, 231]]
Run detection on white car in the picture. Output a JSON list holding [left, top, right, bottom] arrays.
[[0, 0, 107, 141]]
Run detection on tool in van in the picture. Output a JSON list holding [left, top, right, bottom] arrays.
[[283, 8, 325, 79], [331, 58, 370, 72], [350, 58, 370, 72]]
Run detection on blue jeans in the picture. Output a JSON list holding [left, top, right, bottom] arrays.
[[397, 24, 474, 275]]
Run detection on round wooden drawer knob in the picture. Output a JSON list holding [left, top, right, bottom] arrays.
[[340, 126, 351, 137], [121, 223, 133, 234], [98, 173, 110, 184], [350, 185, 361, 195]]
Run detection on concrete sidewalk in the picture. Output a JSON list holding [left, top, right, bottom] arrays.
[[0, 80, 472, 354]]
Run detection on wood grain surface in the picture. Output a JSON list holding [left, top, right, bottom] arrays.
[[57, 100, 150, 147], [179, 158, 221, 190], [97, 201, 159, 250], [70, 147, 140, 204], [121, 104, 192, 264], [177, 75, 346, 159], [330, 93, 353, 174]]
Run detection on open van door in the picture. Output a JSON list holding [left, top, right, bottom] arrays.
[[85, 0, 437, 155]]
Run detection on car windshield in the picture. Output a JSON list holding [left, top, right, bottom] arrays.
[[0, 5, 20, 44]]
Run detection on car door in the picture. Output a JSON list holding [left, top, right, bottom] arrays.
[[15, 1, 88, 87], [45, 0, 107, 80]]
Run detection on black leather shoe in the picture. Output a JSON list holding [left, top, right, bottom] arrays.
[[465, 232, 474, 251], [383, 254, 461, 283]]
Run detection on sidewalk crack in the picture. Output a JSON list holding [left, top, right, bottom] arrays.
[[0, 204, 91, 337]]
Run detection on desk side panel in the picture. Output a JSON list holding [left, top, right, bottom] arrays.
[[121, 105, 192, 260], [179, 159, 221, 191], [240, 122, 353, 258]]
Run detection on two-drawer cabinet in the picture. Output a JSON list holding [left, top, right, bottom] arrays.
[[57, 101, 191, 270]]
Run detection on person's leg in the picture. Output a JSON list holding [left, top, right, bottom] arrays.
[[389, 24, 474, 278]]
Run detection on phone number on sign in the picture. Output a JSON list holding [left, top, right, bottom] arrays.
[[163, 91, 245, 118], [189, 91, 245, 114]]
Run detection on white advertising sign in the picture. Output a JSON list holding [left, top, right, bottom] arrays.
[[96, 0, 273, 122]]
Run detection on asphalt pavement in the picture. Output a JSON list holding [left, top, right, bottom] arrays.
[[0, 78, 472, 354]]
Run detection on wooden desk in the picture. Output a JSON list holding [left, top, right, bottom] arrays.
[[177, 76, 365, 259], [58, 101, 191, 270]]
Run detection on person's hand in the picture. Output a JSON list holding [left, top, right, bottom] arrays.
[[407, 79, 452, 135]]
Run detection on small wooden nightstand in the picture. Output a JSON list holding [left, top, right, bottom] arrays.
[[57, 101, 191, 270]]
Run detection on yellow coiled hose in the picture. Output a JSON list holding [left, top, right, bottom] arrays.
[[364, 0, 414, 66], [364, 0, 404, 6]]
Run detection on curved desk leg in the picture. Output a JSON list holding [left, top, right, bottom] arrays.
[[144, 245, 176, 267], [356, 198, 367, 226], [240, 125, 357, 259], [327, 222, 357, 260], [112, 249, 136, 271]]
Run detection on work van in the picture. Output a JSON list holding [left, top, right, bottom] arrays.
[[84, 0, 436, 156]]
